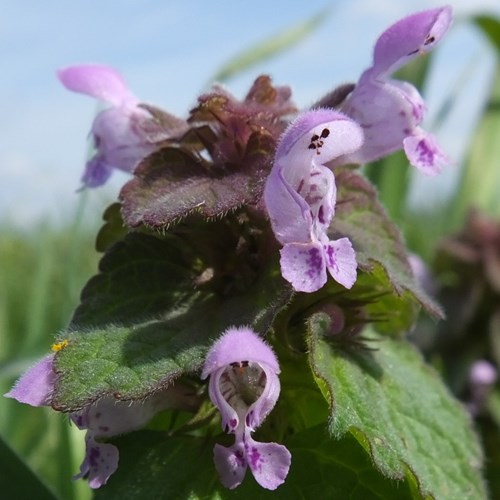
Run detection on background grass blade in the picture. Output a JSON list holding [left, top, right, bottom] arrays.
[[0, 433, 58, 500], [209, 8, 330, 83]]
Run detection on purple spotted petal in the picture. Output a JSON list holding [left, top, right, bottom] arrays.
[[324, 237, 357, 289], [213, 442, 248, 489], [4, 354, 55, 407], [73, 435, 119, 489], [280, 242, 327, 293], [202, 327, 279, 379], [403, 129, 449, 175], [372, 6, 453, 78], [57, 64, 136, 106], [245, 436, 291, 491]]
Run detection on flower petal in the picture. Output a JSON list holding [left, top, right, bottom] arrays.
[[264, 164, 313, 245], [4, 354, 55, 407], [276, 110, 364, 178], [202, 327, 279, 379], [73, 436, 119, 489], [72, 394, 172, 438], [403, 129, 449, 175], [213, 442, 247, 490], [244, 436, 291, 491], [334, 79, 421, 166], [372, 6, 453, 78], [246, 364, 281, 430], [81, 156, 113, 188], [324, 237, 357, 289], [208, 368, 240, 432], [57, 64, 135, 106], [280, 241, 327, 293]]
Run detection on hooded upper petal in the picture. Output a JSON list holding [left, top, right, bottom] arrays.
[[372, 6, 453, 79], [57, 64, 136, 106], [4, 354, 55, 407], [202, 327, 279, 379]]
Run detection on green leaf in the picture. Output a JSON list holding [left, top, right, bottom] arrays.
[[306, 313, 486, 499], [95, 202, 128, 253], [333, 169, 443, 322], [94, 427, 418, 499], [53, 248, 291, 411], [0, 434, 57, 500], [209, 9, 329, 83], [71, 232, 197, 328]]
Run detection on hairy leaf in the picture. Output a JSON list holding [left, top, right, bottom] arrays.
[[71, 232, 197, 328], [121, 76, 296, 229], [120, 134, 274, 228], [307, 313, 486, 500], [54, 250, 291, 411]]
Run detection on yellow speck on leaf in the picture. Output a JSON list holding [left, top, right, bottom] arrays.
[[51, 339, 69, 352]]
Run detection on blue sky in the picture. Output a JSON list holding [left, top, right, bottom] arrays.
[[1, 0, 499, 227]]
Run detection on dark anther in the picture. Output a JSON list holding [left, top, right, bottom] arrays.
[[321, 128, 330, 139], [311, 134, 319, 142], [308, 143, 317, 150], [424, 35, 435, 45]]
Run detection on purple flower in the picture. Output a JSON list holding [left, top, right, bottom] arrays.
[[201, 327, 291, 490], [5, 352, 195, 489], [71, 394, 172, 488], [264, 109, 363, 293], [57, 64, 186, 188], [333, 6, 453, 175], [4, 355, 55, 406], [467, 359, 498, 417]]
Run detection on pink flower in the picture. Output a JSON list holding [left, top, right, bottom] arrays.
[[201, 327, 291, 490], [58, 64, 186, 187], [264, 109, 363, 292], [5, 353, 193, 488], [333, 6, 453, 175]]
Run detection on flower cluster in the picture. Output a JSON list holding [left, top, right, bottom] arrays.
[[5, 5, 453, 493]]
